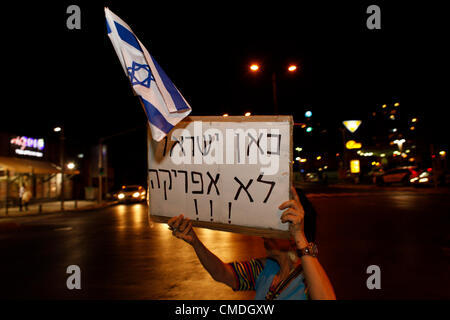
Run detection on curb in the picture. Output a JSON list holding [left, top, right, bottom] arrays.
[[0, 201, 119, 227]]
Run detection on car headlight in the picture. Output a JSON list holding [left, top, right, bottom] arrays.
[[140, 191, 146, 196], [410, 177, 418, 183], [132, 192, 140, 198], [118, 193, 125, 199], [419, 178, 429, 183]]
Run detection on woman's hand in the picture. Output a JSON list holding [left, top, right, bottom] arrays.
[[279, 186, 308, 248], [167, 214, 197, 246]]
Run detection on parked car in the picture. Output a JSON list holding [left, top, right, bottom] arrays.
[[410, 168, 433, 187], [375, 167, 418, 186], [114, 185, 146, 203]]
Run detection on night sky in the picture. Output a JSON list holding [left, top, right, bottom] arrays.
[[2, 1, 448, 187]]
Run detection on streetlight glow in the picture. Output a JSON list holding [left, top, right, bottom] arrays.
[[305, 111, 312, 118], [394, 102, 400, 107], [249, 64, 259, 71], [67, 162, 76, 170], [288, 65, 297, 72], [244, 112, 251, 117], [222, 113, 229, 117], [306, 127, 313, 133], [53, 127, 62, 132]]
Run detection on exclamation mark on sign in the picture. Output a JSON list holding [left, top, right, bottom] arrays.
[[194, 199, 199, 221], [210, 200, 213, 222], [228, 202, 232, 224]]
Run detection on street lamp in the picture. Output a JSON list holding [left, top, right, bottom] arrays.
[[244, 112, 251, 117], [67, 162, 76, 170], [249, 62, 298, 114], [53, 126, 65, 211]]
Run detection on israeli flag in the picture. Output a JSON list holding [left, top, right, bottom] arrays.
[[105, 7, 192, 141]]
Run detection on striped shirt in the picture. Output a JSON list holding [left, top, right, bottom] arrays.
[[228, 258, 309, 300]]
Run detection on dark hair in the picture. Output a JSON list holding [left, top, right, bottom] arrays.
[[295, 187, 317, 243]]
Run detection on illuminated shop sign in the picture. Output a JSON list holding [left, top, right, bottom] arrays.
[[10, 136, 45, 158]]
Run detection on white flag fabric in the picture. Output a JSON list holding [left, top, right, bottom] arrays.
[[105, 7, 192, 141]]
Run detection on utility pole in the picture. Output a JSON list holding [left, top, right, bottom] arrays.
[[60, 127, 65, 211], [98, 138, 103, 204], [271, 71, 279, 115]]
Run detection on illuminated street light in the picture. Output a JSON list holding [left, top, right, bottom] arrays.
[[306, 126, 313, 133], [342, 120, 362, 133], [410, 126, 415, 131], [382, 104, 387, 109], [249, 64, 259, 72], [440, 151, 446, 157], [222, 113, 229, 117], [244, 112, 251, 117], [305, 111, 312, 118], [316, 156, 322, 160], [288, 65, 297, 72], [394, 102, 400, 107], [389, 115, 395, 120], [53, 127, 62, 132], [295, 147, 302, 152], [67, 162, 75, 170], [411, 118, 417, 122]]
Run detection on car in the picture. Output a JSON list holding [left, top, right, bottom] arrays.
[[114, 185, 146, 203], [410, 168, 433, 187], [375, 166, 418, 186]]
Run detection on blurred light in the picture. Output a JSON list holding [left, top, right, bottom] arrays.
[[439, 150, 446, 157], [67, 162, 75, 170], [394, 102, 400, 107], [295, 157, 301, 161], [250, 64, 259, 71], [343, 120, 362, 133], [244, 112, 251, 117], [300, 158, 307, 163], [324, 165, 328, 169], [401, 153, 408, 158], [346, 140, 362, 149], [318, 168, 323, 171], [132, 192, 140, 198], [350, 160, 360, 173], [305, 111, 312, 118], [306, 127, 313, 133], [77, 153, 84, 159], [380, 153, 386, 157], [411, 118, 417, 122], [419, 178, 429, 183], [336, 153, 340, 157], [288, 65, 297, 72], [392, 128, 397, 132], [301, 124, 306, 129], [410, 177, 418, 183], [295, 147, 302, 152], [382, 104, 387, 108], [316, 156, 322, 160], [409, 157, 415, 162], [223, 113, 229, 117], [118, 193, 125, 200], [405, 149, 410, 153], [390, 115, 395, 120], [53, 127, 62, 132], [410, 126, 415, 131]]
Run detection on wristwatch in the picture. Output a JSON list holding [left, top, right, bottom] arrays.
[[296, 242, 318, 258]]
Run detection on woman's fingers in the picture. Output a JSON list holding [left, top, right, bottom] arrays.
[[178, 218, 190, 232], [278, 200, 299, 211], [291, 186, 301, 203], [280, 208, 304, 224]]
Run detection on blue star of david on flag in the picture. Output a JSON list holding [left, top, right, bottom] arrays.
[[127, 61, 154, 88]]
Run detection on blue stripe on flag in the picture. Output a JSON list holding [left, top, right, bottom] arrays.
[[140, 97, 174, 134], [114, 21, 142, 52], [150, 55, 190, 111], [106, 18, 111, 34]]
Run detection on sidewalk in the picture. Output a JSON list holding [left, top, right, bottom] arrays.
[[0, 200, 115, 219]]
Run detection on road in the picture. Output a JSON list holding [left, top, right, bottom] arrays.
[[0, 186, 449, 300]]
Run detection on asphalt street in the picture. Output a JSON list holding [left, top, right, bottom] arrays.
[[0, 186, 449, 300]]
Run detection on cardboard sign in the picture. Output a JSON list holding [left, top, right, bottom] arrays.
[[148, 116, 293, 238]]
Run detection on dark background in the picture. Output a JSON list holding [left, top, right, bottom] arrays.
[[2, 1, 448, 187]]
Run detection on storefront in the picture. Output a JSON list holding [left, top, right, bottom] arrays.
[[0, 133, 78, 208]]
